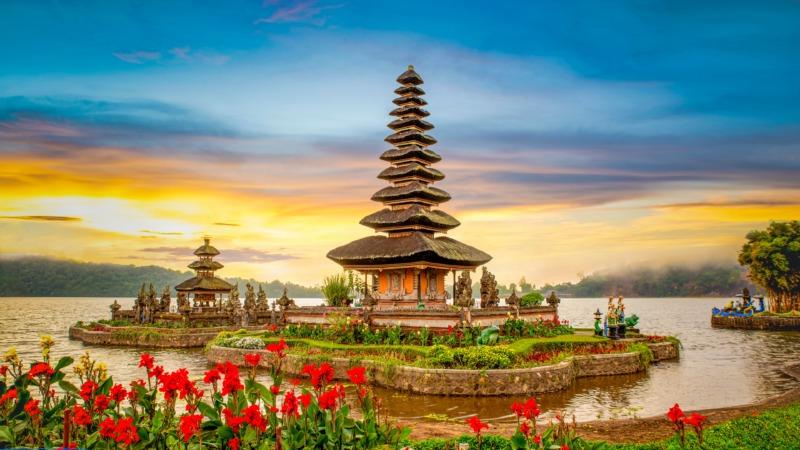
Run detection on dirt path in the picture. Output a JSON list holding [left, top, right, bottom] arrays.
[[400, 364, 800, 443]]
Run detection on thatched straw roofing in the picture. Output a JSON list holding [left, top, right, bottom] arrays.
[[188, 260, 224, 271], [360, 205, 460, 231], [379, 146, 441, 163], [327, 232, 491, 267], [193, 239, 220, 256], [175, 276, 233, 292], [387, 117, 434, 131], [393, 96, 427, 106], [378, 163, 444, 182], [371, 182, 451, 204], [397, 65, 424, 85]]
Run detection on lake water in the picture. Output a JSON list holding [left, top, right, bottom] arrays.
[[1, 297, 798, 422]]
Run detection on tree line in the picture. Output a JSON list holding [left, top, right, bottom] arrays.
[[0, 257, 322, 298]]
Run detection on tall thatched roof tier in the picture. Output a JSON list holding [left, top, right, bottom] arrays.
[[327, 65, 491, 271], [193, 238, 220, 256], [175, 276, 233, 292], [188, 260, 224, 271], [359, 205, 460, 232], [327, 232, 491, 269]]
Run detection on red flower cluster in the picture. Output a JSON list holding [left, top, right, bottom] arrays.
[[467, 416, 489, 435], [346, 366, 367, 385], [244, 353, 261, 367], [24, 399, 41, 419], [179, 414, 203, 443], [511, 398, 541, 420], [218, 362, 243, 396], [100, 417, 140, 445], [318, 384, 346, 411], [27, 362, 54, 379], [72, 405, 92, 427], [242, 404, 268, 432], [203, 368, 221, 384], [0, 365, 8, 377], [110, 384, 128, 403], [79, 380, 98, 402], [667, 403, 684, 424], [266, 338, 288, 358], [222, 407, 246, 433], [683, 412, 707, 428], [157, 368, 199, 401], [0, 388, 17, 405], [93, 394, 110, 413], [302, 362, 334, 390], [281, 390, 300, 417], [138, 353, 154, 370]]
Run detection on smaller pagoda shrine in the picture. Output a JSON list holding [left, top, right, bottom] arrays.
[[175, 237, 234, 308], [327, 65, 492, 308]]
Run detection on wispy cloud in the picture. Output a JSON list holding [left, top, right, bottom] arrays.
[[112, 51, 161, 64], [213, 222, 240, 227], [139, 246, 297, 263], [140, 229, 183, 235], [168, 47, 230, 65], [0, 215, 81, 222], [255, 0, 341, 26]]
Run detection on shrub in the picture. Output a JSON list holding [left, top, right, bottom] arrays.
[[453, 346, 515, 369], [427, 345, 455, 366], [519, 291, 544, 307], [321, 272, 354, 307]]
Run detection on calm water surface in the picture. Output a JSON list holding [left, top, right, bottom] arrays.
[[1, 297, 798, 423]]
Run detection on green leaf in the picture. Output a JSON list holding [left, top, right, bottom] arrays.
[[58, 379, 79, 395], [197, 401, 219, 421], [53, 356, 74, 372], [0, 426, 13, 445]]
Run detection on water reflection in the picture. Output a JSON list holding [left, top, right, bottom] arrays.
[[0, 297, 798, 421]]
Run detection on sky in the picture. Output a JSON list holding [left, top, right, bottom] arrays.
[[1, 0, 799, 286]]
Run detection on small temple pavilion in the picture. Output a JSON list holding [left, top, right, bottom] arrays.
[[176, 237, 234, 308], [327, 65, 491, 307]]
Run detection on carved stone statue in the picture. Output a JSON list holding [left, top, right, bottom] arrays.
[[244, 283, 256, 309], [362, 287, 378, 308], [146, 283, 158, 323], [479, 267, 499, 308], [160, 286, 171, 312], [177, 291, 189, 311], [454, 271, 474, 308], [547, 291, 561, 309], [505, 289, 520, 308], [228, 284, 240, 309], [110, 299, 121, 320], [276, 287, 297, 310], [256, 285, 269, 310]]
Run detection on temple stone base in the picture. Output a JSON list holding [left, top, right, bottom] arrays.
[[207, 341, 678, 396], [711, 315, 800, 331]]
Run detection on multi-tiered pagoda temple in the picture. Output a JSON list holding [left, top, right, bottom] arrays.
[[328, 65, 491, 307], [176, 237, 234, 308]]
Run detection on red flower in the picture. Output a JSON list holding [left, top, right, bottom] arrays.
[[266, 339, 288, 358], [533, 434, 542, 444], [242, 404, 268, 431], [667, 403, 685, 423], [467, 416, 489, 435], [24, 399, 41, 419], [138, 353, 154, 370], [179, 414, 202, 443], [113, 417, 139, 446], [0, 388, 17, 404], [148, 365, 164, 379], [683, 412, 707, 428], [218, 362, 243, 396], [28, 362, 54, 379], [519, 421, 531, 436], [93, 394, 110, 413], [203, 368, 221, 384], [561, 445, 570, 450], [158, 368, 198, 401], [0, 365, 8, 376], [281, 390, 300, 417], [244, 353, 261, 367], [80, 380, 98, 402], [290, 377, 301, 386], [270, 384, 280, 395], [228, 437, 240, 450], [318, 387, 342, 411], [358, 386, 368, 400], [99, 417, 116, 439], [72, 405, 92, 427], [222, 407, 246, 433], [347, 366, 367, 385], [299, 392, 312, 408], [302, 362, 335, 390], [110, 384, 128, 403]]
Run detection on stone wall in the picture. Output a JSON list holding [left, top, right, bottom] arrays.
[[206, 340, 678, 396], [711, 315, 800, 331], [69, 325, 260, 348]]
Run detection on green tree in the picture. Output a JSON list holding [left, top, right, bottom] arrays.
[[738, 221, 800, 313]]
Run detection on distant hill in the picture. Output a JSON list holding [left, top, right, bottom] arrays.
[[537, 264, 758, 298], [0, 257, 322, 298]]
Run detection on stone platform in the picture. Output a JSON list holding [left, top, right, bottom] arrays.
[[68, 324, 265, 348], [206, 341, 678, 396], [711, 315, 800, 331]]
